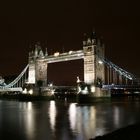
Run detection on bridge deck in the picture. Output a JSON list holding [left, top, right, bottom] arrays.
[[0, 87, 23, 92], [45, 50, 84, 63]]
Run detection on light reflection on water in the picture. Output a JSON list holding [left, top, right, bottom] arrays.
[[69, 104, 98, 139], [113, 106, 120, 127], [69, 103, 77, 131], [25, 102, 34, 140], [49, 101, 56, 132], [0, 99, 140, 140], [19, 102, 34, 140]]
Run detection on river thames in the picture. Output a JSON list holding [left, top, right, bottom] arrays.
[[0, 98, 140, 140]]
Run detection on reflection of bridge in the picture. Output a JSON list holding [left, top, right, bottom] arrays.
[[0, 32, 139, 97]]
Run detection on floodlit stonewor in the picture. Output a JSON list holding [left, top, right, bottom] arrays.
[[27, 34, 106, 97], [0, 33, 139, 96]]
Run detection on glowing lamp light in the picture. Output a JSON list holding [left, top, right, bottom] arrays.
[[23, 88, 27, 94], [98, 60, 103, 64], [28, 89, 33, 95], [69, 51, 73, 54], [49, 83, 53, 87], [91, 86, 95, 92], [54, 52, 59, 57], [51, 90, 55, 95], [82, 87, 88, 94]]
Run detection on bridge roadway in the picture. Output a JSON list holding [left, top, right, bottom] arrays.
[[0, 87, 23, 92], [103, 84, 140, 90], [45, 50, 84, 63]]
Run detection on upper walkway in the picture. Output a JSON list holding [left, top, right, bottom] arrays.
[[103, 84, 140, 90], [45, 50, 84, 63]]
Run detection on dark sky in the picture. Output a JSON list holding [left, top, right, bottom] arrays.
[[0, 0, 140, 85]]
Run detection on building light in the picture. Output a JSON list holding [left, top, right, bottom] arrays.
[[28, 89, 33, 95], [81, 87, 88, 94], [23, 88, 27, 94], [51, 89, 55, 95], [129, 77, 132, 80], [98, 60, 103, 64], [49, 83, 53, 87], [91, 86, 95, 92], [54, 52, 60, 57], [69, 51, 73, 54]]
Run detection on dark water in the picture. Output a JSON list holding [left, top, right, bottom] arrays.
[[0, 98, 140, 140]]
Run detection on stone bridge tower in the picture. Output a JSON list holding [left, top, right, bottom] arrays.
[[83, 33, 105, 96], [27, 33, 106, 96], [28, 43, 48, 86]]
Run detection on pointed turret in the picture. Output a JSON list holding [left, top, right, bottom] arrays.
[[34, 44, 38, 57], [45, 48, 48, 57], [87, 38, 92, 46], [91, 31, 97, 39], [91, 31, 97, 45], [83, 31, 97, 46], [83, 33, 87, 46], [39, 50, 44, 58]]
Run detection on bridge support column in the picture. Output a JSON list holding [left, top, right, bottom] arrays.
[[119, 75, 122, 85], [113, 70, 117, 84], [125, 78, 128, 85], [107, 66, 110, 85], [109, 67, 112, 84], [36, 59, 48, 87], [83, 44, 95, 86], [82, 35, 109, 97]]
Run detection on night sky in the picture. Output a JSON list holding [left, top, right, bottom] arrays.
[[0, 0, 140, 85]]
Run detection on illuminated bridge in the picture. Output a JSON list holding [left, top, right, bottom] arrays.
[[0, 33, 139, 97]]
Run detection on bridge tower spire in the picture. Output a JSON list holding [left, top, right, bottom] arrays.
[[83, 32, 105, 96]]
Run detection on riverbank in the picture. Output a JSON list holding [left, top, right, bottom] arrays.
[[90, 123, 140, 140]]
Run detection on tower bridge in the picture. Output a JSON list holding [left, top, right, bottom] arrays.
[[0, 32, 139, 97], [27, 35, 106, 96]]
